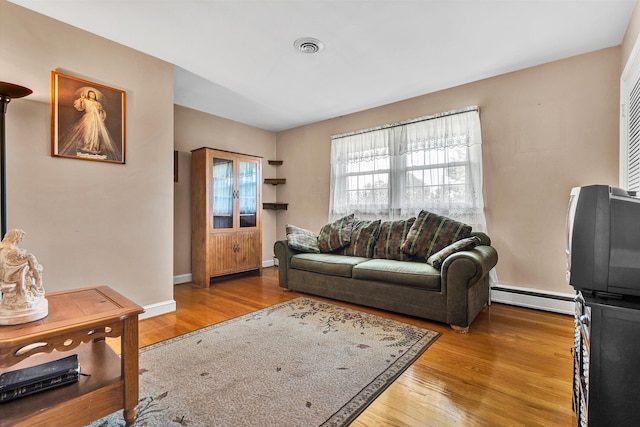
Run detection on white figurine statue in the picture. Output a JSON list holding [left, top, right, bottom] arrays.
[[0, 229, 48, 325]]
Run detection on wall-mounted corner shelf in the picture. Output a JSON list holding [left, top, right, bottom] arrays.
[[265, 161, 286, 210], [264, 178, 286, 185], [263, 202, 288, 210]]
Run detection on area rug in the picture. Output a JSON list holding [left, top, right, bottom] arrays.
[[88, 297, 440, 427]]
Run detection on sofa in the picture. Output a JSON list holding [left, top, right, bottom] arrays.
[[273, 212, 498, 332]]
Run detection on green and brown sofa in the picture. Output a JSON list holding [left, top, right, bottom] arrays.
[[273, 211, 498, 332]]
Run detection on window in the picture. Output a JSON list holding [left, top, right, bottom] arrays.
[[403, 135, 471, 211], [344, 145, 390, 213], [330, 107, 487, 231], [621, 37, 640, 193]]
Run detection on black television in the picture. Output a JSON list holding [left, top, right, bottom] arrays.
[[567, 184, 640, 298]]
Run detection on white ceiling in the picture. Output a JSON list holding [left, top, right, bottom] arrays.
[[8, 0, 637, 132]]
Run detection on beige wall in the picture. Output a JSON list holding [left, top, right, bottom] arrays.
[[173, 105, 277, 276], [622, 0, 640, 66], [0, 1, 175, 307], [276, 47, 621, 295]]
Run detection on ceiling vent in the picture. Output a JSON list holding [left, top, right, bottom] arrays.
[[294, 37, 324, 54]]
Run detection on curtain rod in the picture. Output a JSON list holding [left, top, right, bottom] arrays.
[[331, 105, 479, 140]]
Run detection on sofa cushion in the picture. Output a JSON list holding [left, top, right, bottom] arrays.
[[318, 214, 355, 252], [401, 210, 472, 260], [340, 219, 381, 258], [290, 253, 370, 278], [286, 224, 320, 253], [352, 259, 441, 290], [427, 236, 481, 269], [373, 218, 416, 261]]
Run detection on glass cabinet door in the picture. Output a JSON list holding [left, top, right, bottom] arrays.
[[212, 157, 234, 229], [238, 160, 258, 228]]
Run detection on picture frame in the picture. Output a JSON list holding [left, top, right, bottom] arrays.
[[51, 71, 126, 164]]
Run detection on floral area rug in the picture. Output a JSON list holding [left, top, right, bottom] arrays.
[[87, 297, 440, 427]]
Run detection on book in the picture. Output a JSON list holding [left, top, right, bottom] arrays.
[[0, 372, 79, 403], [0, 354, 80, 403]]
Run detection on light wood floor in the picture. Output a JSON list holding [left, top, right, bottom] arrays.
[[134, 267, 576, 427]]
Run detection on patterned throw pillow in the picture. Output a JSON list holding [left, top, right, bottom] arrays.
[[427, 236, 481, 269], [401, 210, 472, 260], [286, 224, 320, 253], [317, 214, 355, 253], [341, 219, 381, 258], [373, 218, 416, 261]]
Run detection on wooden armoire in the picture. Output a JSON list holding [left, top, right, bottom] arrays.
[[191, 147, 262, 287]]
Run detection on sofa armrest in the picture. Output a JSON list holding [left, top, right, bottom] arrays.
[[274, 240, 297, 288], [441, 244, 498, 329], [470, 231, 491, 246]]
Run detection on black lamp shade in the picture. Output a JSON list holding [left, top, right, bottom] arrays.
[[0, 82, 33, 99]]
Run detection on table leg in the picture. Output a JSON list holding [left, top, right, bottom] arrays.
[[122, 316, 139, 426]]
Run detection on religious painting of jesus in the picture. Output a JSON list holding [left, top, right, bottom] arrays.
[[51, 71, 126, 164]]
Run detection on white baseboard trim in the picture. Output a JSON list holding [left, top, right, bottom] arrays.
[[173, 273, 192, 285], [140, 299, 176, 320], [490, 284, 575, 315], [263, 258, 275, 268]]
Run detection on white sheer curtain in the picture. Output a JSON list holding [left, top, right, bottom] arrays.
[[330, 106, 487, 232], [238, 161, 257, 215], [213, 159, 233, 216], [330, 129, 395, 220]]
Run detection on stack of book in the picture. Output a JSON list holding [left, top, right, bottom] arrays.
[[0, 354, 80, 403]]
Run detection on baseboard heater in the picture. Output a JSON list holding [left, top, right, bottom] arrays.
[[490, 285, 575, 315]]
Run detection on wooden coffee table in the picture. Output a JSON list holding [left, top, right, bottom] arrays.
[[0, 286, 144, 427]]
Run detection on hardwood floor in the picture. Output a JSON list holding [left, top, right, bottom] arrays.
[[133, 267, 576, 426]]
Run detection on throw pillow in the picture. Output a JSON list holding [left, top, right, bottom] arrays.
[[286, 224, 320, 253], [341, 219, 381, 258], [373, 217, 416, 261], [317, 213, 355, 252], [401, 210, 472, 260], [427, 236, 481, 269]]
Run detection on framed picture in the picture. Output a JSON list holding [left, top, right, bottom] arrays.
[[51, 71, 126, 164]]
